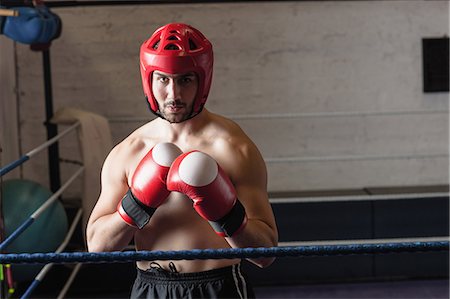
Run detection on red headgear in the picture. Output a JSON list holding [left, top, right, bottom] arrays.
[[139, 23, 213, 118]]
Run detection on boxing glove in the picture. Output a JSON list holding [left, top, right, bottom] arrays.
[[167, 151, 247, 237], [117, 142, 182, 229], [1, 6, 61, 45]]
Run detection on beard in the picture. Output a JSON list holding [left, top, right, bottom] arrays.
[[160, 100, 194, 123]]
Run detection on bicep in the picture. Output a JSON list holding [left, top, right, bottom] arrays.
[[88, 149, 129, 227], [232, 147, 277, 233], [232, 153, 278, 248]]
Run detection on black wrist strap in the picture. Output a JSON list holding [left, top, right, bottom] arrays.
[[120, 189, 156, 229], [209, 199, 246, 237]]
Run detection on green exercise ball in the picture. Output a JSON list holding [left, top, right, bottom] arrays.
[[1, 179, 68, 281]]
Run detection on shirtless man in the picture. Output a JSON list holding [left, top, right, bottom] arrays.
[[86, 23, 278, 298]]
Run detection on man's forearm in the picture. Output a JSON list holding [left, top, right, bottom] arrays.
[[87, 212, 136, 252], [226, 219, 278, 268]]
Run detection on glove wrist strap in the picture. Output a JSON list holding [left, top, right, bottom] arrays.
[[118, 189, 156, 229], [209, 199, 247, 237]]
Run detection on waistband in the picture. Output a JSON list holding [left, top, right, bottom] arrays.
[[136, 263, 242, 283]]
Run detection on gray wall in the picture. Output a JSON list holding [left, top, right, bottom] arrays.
[[1, 37, 20, 179], [3, 1, 449, 197]]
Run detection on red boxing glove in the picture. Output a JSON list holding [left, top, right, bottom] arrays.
[[167, 151, 247, 237], [117, 142, 182, 229]]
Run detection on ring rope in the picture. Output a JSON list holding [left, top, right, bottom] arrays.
[[36, 209, 83, 280], [264, 153, 448, 164], [279, 236, 449, 247], [21, 209, 83, 299], [56, 263, 82, 299], [1, 241, 448, 265], [0, 167, 84, 251], [0, 122, 80, 177], [270, 192, 449, 204]]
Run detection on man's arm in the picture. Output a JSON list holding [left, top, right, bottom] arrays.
[[222, 141, 278, 268], [86, 143, 137, 252], [167, 139, 278, 268], [87, 141, 183, 252]]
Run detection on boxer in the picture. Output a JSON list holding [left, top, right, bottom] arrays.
[[87, 23, 278, 299]]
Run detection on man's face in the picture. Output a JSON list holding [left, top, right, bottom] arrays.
[[151, 70, 199, 123]]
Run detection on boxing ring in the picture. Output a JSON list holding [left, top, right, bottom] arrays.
[[0, 118, 448, 298], [0, 2, 449, 298]]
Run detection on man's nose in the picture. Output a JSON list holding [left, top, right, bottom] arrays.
[[167, 80, 181, 99]]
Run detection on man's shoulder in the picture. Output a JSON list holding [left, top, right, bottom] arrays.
[[107, 136, 143, 162], [210, 125, 258, 161], [208, 112, 247, 138], [110, 124, 160, 158]]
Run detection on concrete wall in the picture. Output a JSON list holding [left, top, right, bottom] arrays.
[[4, 1, 449, 196], [1, 37, 20, 181]]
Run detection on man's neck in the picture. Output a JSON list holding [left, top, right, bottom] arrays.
[[159, 109, 210, 140]]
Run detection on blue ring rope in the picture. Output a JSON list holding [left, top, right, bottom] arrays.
[[21, 280, 39, 299], [1, 122, 80, 177], [0, 218, 34, 251], [0, 155, 29, 177], [0, 241, 447, 265]]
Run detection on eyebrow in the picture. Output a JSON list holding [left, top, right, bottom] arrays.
[[153, 71, 196, 78]]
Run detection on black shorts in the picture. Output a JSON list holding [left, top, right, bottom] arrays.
[[130, 263, 255, 299]]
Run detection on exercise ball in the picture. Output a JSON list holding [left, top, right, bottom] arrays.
[[1, 179, 68, 281]]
